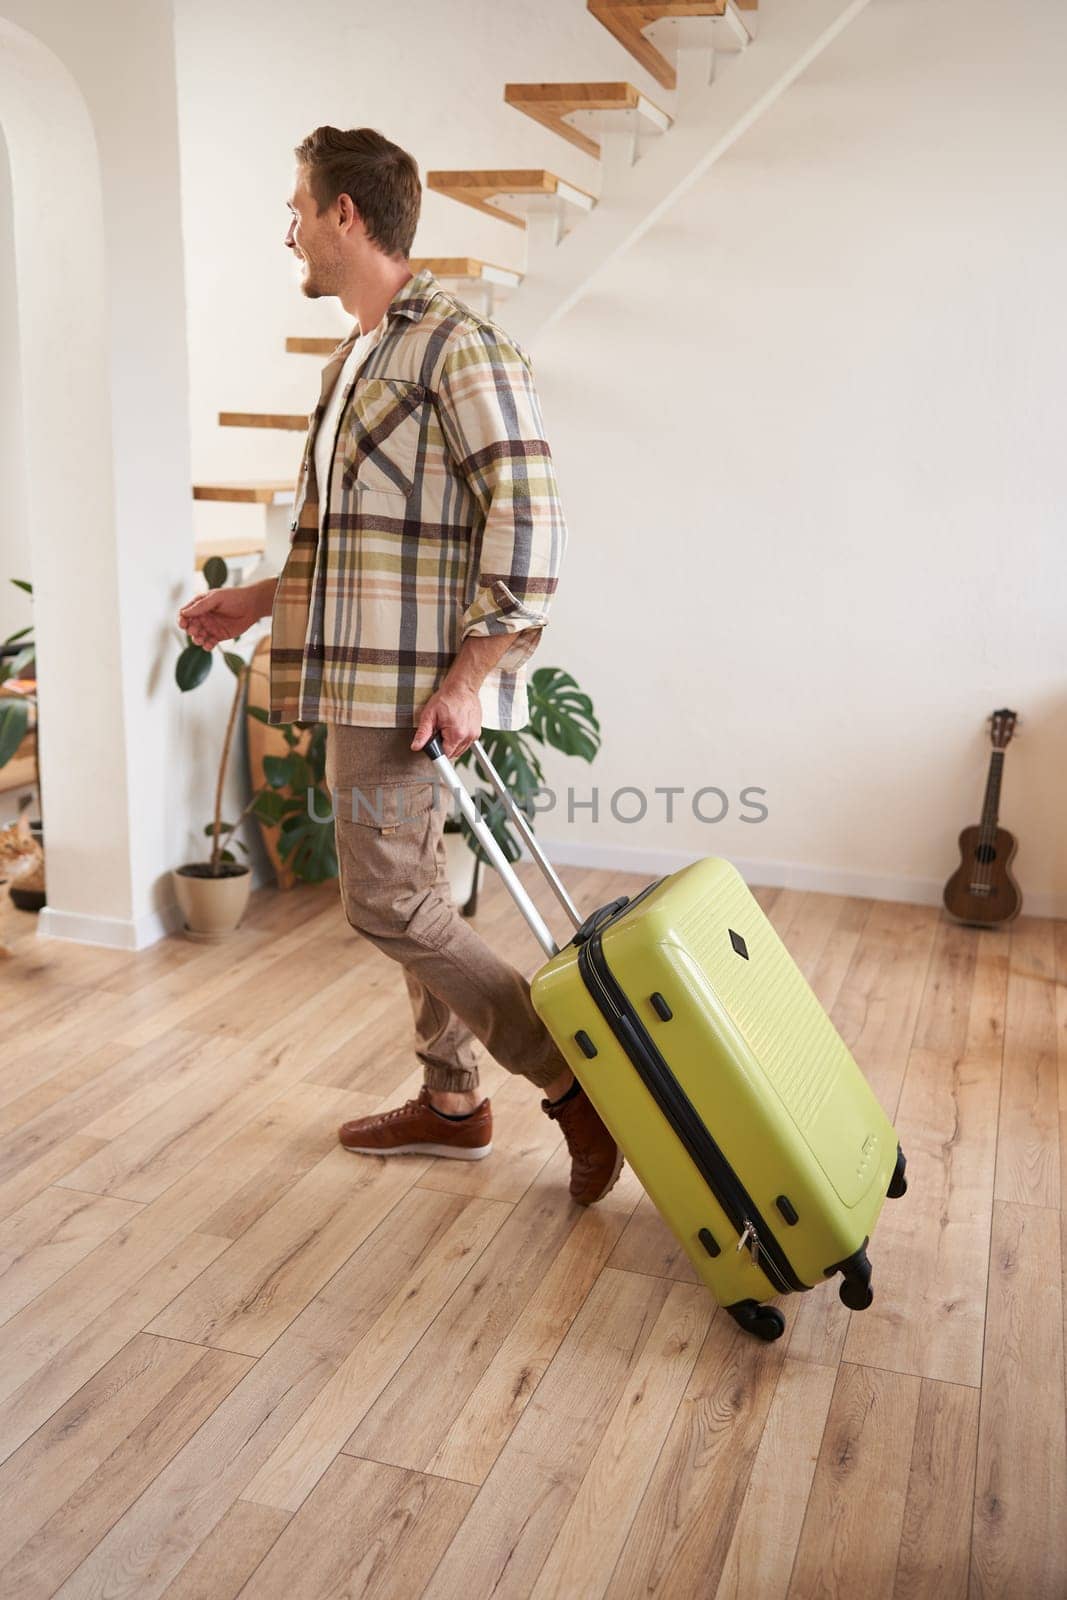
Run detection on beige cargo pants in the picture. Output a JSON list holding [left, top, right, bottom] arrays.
[[324, 723, 567, 1094]]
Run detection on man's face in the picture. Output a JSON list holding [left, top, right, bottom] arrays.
[[285, 167, 345, 299]]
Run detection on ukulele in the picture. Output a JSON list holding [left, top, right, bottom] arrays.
[[942, 708, 1022, 927]]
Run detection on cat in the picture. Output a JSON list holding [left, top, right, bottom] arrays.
[[0, 812, 43, 958]]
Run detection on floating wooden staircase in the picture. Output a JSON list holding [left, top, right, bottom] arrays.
[[195, 0, 878, 563]]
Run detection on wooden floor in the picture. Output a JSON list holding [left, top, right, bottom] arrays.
[[1, 865, 1065, 1599]]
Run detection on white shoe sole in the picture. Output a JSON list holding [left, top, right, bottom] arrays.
[[341, 1140, 493, 1162]]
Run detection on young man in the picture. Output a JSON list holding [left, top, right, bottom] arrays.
[[178, 126, 621, 1205]]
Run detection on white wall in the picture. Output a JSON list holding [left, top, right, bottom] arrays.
[[1, 1, 201, 946], [0, 122, 30, 641], [174, 0, 1066, 914]]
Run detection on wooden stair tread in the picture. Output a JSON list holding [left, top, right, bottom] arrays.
[[194, 535, 266, 572], [193, 481, 296, 505], [426, 170, 596, 230], [588, 1, 757, 90], [504, 81, 672, 160], [218, 412, 307, 432]]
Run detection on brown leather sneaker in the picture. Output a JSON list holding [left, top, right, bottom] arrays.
[[542, 1082, 624, 1205], [338, 1086, 492, 1161]]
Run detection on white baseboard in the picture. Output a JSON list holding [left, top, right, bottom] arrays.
[[34, 862, 277, 951], [37, 898, 186, 951], [531, 837, 1067, 921]]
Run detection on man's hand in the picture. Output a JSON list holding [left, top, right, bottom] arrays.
[[177, 579, 276, 651], [411, 683, 482, 761]]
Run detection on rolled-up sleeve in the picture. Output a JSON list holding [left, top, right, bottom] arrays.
[[436, 324, 567, 673]]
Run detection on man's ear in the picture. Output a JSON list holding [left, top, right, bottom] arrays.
[[336, 192, 359, 233]]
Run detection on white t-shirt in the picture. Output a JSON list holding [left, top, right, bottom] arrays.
[[314, 318, 386, 534]]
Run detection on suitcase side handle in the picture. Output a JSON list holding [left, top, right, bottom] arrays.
[[422, 733, 577, 959]]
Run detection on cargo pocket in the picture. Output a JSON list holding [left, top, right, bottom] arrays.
[[333, 779, 444, 936], [340, 378, 427, 498]]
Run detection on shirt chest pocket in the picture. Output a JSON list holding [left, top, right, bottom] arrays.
[[339, 377, 429, 499]]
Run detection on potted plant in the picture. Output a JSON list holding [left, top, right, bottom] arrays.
[[444, 666, 600, 916], [173, 558, 337, 940], [0, 579, 45, 910]]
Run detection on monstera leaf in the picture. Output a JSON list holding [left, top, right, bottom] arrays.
[[527, 667, 600, 762], [278, 802, 338, 882]]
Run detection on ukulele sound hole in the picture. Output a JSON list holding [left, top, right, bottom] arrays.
[[974, 844, 997, 864]]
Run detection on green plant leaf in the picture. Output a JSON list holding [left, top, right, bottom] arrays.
[[277, 809, 338, 882], [527, 667, 600, 762], [202, 557, 228, 590], [175, 643, 212, 691], [222, 650, 246, 678], [247, 705, 270, 724], [252, 789, 289, 824], [457, 790, 521, 866], [203, 821, 238, 835], [10, 579, 32, 595], [219, 849, 237, 864], [286, 754, 313, 792], [2, 625, 33, 646], [262, 754, 290, 788], [0, 699, 29, 767], [4, 646, 35, 681]]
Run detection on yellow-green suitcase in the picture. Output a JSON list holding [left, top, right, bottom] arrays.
[[425, 737, 908, 1343]]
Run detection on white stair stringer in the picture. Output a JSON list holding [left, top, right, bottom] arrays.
[[503, 0, 875, 346]]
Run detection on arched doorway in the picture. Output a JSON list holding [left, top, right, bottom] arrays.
[[1, 9, 194, 947]]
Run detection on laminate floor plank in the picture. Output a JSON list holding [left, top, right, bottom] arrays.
[[239, 1456, 476, 1600], [344, 1144, 605, 1474], [0, 1183, 142, 1323], [158, 1501, 292, 1600], [713, 1357, 838, 1600], [49, 1186, 474, 1600], [829, 899, 940, 1117], [844, 925, 1007, 1386], [786, 1362, 923, 1600], [242, 1194, 511, 1511], [425, 1165, 645, 1486], [0, 1334, 250, 1600], [995, 917, 1060, 1208], [893, 1376, 980, 1600], [970, 1201, 1067, 1600], [420, 1267, 674, 1600], [603, 1309, 788, 1600]]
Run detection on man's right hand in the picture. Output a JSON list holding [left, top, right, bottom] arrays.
[[177, 580, 274, 650]]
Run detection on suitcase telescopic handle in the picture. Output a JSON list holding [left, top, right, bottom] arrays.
[[422, 734, 582, 959]]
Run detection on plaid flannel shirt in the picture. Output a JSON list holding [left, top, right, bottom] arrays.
[[268, 268, 567, 731]]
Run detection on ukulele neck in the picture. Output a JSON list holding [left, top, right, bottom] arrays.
[[979, 750, 1004, 833]]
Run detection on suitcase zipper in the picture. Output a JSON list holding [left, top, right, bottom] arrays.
[[576, 926, 805, 1296]]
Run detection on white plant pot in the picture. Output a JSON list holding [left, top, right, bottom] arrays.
[[172, 863, 252, 941]]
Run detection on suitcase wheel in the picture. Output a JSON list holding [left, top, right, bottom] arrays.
[[887, 1144, 908, 1200], [839, 1280, 875, 1311], [726, 1300, 786, 1343]]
